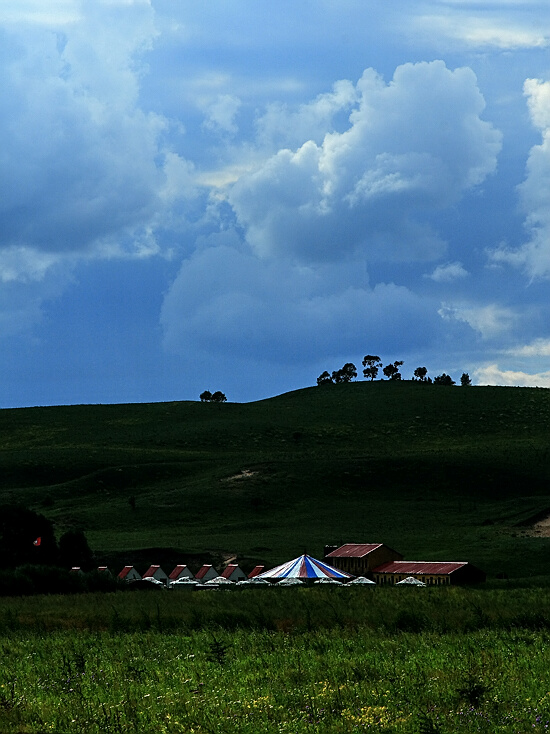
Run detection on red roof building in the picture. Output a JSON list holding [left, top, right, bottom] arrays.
[[248, 565, 264, 579], [325, 543, 403, 578], [118, 566, 141, 581], [168, 565, 194, 583], [194, 564, 219, 583], [373, 561, 485, 586], [142, 565, 169, 585], [220, 564, 247, 582]]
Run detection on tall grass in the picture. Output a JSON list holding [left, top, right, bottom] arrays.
[[2, 586, 550, 635], [2, 622, 550, 732], [3, 588, 550, 731]]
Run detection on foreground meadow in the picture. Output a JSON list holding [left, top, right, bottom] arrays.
[[2, 586, 550, 733]]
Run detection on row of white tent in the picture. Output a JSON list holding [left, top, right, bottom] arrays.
[[144, 575, 425, 589], [166, 575, 425, 588], [114, 553, 428, 589]]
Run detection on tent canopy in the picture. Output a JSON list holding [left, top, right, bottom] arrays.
[[348, 576, 376, 585], [396, 576, 426, 586], [258, 554, 352, 581]]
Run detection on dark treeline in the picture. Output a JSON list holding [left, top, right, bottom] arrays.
[[0, 504, 123, 596], [318, 354, 472, 387]]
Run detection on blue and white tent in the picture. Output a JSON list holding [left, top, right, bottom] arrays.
[[258, 554, 352, 582]]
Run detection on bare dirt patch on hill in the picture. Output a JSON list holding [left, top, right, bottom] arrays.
[[531, 514, 550, 537], [222, 469, 259, 482]]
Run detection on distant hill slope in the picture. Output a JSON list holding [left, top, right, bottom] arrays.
[[1, 382, 550, 580]]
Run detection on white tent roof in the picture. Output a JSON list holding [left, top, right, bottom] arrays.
[[236, 578, 271, 586], [347, 576, 376, 585], [396, 576, 426, 586], [204, 576, 233, 585], [313, 577, 341, 585], [277, 577, 304, 586]]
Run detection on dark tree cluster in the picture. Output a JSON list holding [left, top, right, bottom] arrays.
[[362, 355, 382, 381], [200, 390, 227, 403], [433, 373, 456, 386], [382, 360, 404, 381], [0, 504, 93, 571], [361, 355, 404, 381], [317, 353, 472, 388], [412, 366, 430, 383], [0, 504, 131, 596], [317, 363, 357, 386]]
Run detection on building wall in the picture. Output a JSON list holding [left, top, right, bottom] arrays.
[[374, 573, 451, 586], [374, 568, 485, 585]]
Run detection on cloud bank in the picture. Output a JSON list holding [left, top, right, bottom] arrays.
[[491, 79, 550, 278], [229, 61, 502, 265], [160, 61, 503, 367], [0, 1, 196, 283]]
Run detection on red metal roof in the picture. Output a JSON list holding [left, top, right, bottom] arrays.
[[195, 564, 213, 580], [169, 564, 189, 580], [248, 565, 264, 578], [220, 564, 238, 579], [373, 561, 469, 575], [118, 566, 134, 579], [143, 565, 162, 578], [326, 544, 383, 558]]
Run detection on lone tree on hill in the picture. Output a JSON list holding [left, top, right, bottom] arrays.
[[434, 373, 455, 386], [332, 363, 357, 383], [461, 372, 472, 387], [317, 370, 333, 386], [413, 366, 428, 382], [362, 355, 382, 381], [383, 360, 404, 380], [200, 390, 227, 402]]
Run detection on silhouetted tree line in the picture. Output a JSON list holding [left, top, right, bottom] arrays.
[[318, 355, 471, 388], [0, 505, 124, 596]]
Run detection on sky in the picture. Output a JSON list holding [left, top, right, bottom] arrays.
[[1, 0, 550, 407]]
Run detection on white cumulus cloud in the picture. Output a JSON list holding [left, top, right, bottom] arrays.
[[490, 78, 550, 278], [201, 94, 242, 136], [228, 61, 502, 265], [426, 262, 468, 282], [0, 1, 196, 282], [438, 302, 517, 340], [505, 338, 550, 358], [474, 364, 550, 388]]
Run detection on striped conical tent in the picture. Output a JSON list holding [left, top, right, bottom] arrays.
[[258, 554, 352, 581]]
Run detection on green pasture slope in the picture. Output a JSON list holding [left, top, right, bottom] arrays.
[[1, 381, 550, 580]]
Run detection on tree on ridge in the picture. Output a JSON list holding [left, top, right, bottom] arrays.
[[362, 355, 382, 381], [383, 360, 404, 380]]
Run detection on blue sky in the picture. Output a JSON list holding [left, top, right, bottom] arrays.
[[1, 0, 550, 407]]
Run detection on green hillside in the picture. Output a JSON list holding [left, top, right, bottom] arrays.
[[1, 381, 550, 580]]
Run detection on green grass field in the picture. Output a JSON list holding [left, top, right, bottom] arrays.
[[1, 381, 550, 579], [2, 587, 550, 733]]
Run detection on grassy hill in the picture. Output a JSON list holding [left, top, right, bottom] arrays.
[[1, 381, 550, 580]]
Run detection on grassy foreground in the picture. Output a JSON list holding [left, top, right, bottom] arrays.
[[2, 587, 550, 733]]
